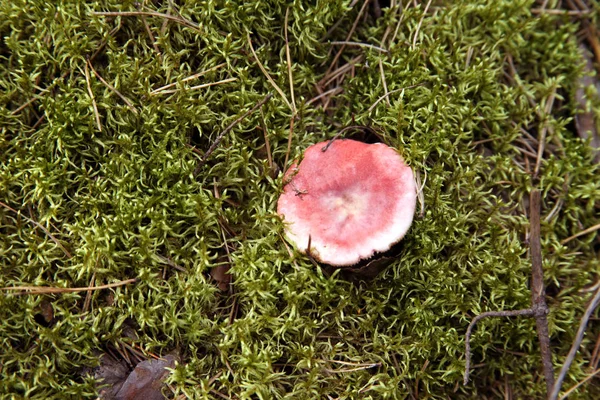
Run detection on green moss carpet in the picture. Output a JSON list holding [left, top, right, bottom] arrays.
[[1, 0, 599, 398]]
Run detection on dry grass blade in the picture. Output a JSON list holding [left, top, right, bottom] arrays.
[[87, 60, 139, 114], [561, 222, 600, 245], [91, 11, 203, 33], [151, 78, 237, 95], [0, 278, 137, 295], [84, 63, 102, 132], [150, 63, 226, 94], [531, 8, 592, 15], [329, 41, 389, 53], [285, 7, 296, 114], [411, 0, 433, 50], [247, 32, 292, 112], [0, 200, 72, 258], [559, 368, 600, 400], [550, 285, 600, 400]]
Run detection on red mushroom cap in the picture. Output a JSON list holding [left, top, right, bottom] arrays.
[[277, 139, 416, 266]]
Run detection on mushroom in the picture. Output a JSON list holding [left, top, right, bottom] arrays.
[[277, 139, 416, 267]]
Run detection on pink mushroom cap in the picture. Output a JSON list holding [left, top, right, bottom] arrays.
[[277, 139, 417, 266]]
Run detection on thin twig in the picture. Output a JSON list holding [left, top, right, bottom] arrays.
[[84, 63, 102, 132], [550, 285, 600, 400], [194, 93, 272, 174], [247, 32, 292, 112], [411, 0, 433, 50], [0, 278, 137, 294], [530, 190, 555, 395], [0, 201, 72, 258], [463, 308, 537, 385], [284, 8, 296, 114], [87, 60, 139, 114], [329, 41, 389, 53], [150, 63, 225, 94], [560, 222, 600, 245], [91, 11, 203, 33], [151, 78, 237, 95]]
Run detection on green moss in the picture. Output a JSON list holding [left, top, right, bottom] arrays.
[[1, 0, 599, 398]]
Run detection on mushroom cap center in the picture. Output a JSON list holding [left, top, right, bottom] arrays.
[[277, 139, 416, 266]]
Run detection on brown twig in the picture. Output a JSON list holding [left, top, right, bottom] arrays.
[[194, 93, 272, 174], [463, 308, 537, 385], [530, 190, 555, 394], [463, 190, 555, 395], [0, 278, 137, 295], [0, 201, 72, 258], [550, 283, 600, 400]]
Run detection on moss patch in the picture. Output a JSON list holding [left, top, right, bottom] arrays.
[[1, 0, 599, 398]]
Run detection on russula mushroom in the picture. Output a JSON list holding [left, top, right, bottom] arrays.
[[277, 139, 416, 267]]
